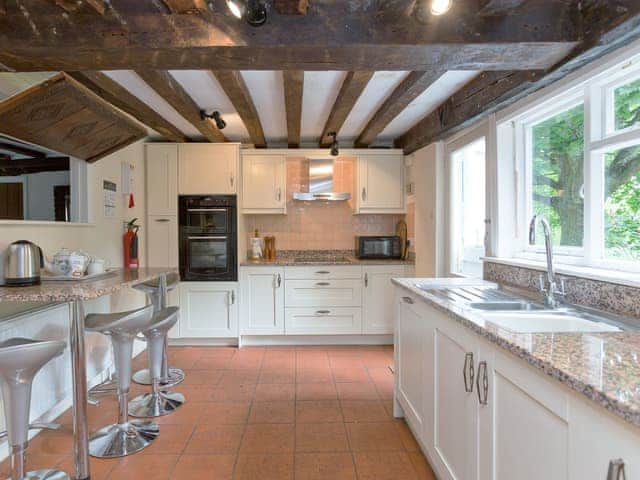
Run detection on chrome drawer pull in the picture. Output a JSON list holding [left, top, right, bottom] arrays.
[[315, 282, 330, 286], [315, 310, 331, 316], [315, 270, 330, 274], [154, 218, 171, 223], [476, 361, 488, 405], [402, 296, 414, 304], [463, 352, 474, 393]]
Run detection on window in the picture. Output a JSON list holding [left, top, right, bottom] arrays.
[[613, 77, 640, 132], [449, 137, 486, 278]]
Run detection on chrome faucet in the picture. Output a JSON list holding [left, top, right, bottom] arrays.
[[529, 214, 565, 308]]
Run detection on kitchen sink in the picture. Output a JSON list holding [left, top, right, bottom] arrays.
[[481, 311, 621, 333], [468, 301, 544, 311]]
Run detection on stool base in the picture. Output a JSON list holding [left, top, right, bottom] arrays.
[[21, 470, 70, 480], [89, 420, 159, 458], [129, 391, 185, 418], [132, 368, 184, 387]]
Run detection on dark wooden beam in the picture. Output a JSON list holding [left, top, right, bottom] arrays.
[[212, 70, 266, 148], [0, 142, 45, 159], [67, 71, 187, 142], [319, 72, 373, 147], [479, 0, 527, 15], [283, 71, 303, 148], [161, 0, 210, 14], [136, 70, 227, 143], [0, 156, 69, 176], [52, 0, 106, 15], [355, 71, 445, 147], [274, 0, 309, 15]]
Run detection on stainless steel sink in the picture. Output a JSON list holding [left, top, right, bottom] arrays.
[[468, 301, 544, 311]]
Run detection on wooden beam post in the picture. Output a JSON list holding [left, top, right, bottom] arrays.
[[355, 70, 445, 147], [319, 71, 373, 147], [212, 70, 266, 148], [68, 71, 187, 142], [136, 70, 227, 143], [283, 71, 303, 148]]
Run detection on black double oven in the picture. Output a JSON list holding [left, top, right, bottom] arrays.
[[179, 195, 237, 281]]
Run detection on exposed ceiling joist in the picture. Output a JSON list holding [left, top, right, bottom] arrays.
[[274, 0, 309, 15], [355, 70, 445, 147], [479, 0, 527, 15], [319, 72, 374, 147], [0, 142, 46, 159], [161, 0, 210, 14], [212, 71, 266, 148], [283, 71, 303, 148], [67, 71, 187, 143], [136, 70, 227, 143], [0, 156, 69, 176], [52, 0, 106, 15]]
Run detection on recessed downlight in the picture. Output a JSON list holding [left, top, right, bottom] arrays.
[[431, 0, 451, 15]]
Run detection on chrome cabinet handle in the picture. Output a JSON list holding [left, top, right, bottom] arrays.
[[315, 270, 330, 275], [230, 174, 234, 188], [463, 352, 474, 393], [228, 290, 236, 305], [315, 282, 330, 287], [362, 187, 366, 201], [276, 187, 282, 202], [154, 218, 170, 223], [364, 272, 368, 287], [476, 361, 488, 405], [402, 296, 414, 304], [315, 310, 331, 316], [277, 273, 282, 287], [608, 459, 626, 480]]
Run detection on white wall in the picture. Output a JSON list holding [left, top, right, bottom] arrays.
[[25, 170, 70, 221]]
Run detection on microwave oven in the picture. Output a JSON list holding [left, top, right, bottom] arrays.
[[355, 236, 402, 259]]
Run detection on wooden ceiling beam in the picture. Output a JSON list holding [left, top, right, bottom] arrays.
[[283, 71, 303, 148], [212, 70, 266, 148], [136, 70, 227, 143], [0, 156, 69, 176], [67, 71, 188, 142], [319, 72, 373, 147], [52, 0, 106, 15], [0, 142, 46, 159], [161, 0, 210, 14], [355, 70, 445, 147], [479, 0, 528, 15], [274, 0, 309, 15]]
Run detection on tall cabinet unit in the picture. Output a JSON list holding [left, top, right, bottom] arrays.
[[242, 154, 286, 214]]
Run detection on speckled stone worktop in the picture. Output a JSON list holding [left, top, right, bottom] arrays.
[[392, 277, 640, 429], [241, 250, 415, 267], [0, 267, 177, 302]]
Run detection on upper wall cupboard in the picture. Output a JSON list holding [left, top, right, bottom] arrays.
[[178, 144, 239, 195]]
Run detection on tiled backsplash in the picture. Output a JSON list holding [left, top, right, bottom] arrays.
[[484, 260, 640, 320], [245, 157, 405, 251]]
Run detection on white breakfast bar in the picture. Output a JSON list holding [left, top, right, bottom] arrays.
[[0, 268, 175, 480]]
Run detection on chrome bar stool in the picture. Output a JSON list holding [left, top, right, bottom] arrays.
[[0, 338, 68, 480], [132, 273, 184, 387], [129, 307, 184, 417], [85, 305, 159, 458]]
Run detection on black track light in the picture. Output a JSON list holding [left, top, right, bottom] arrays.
[[329, 132, 339, 157], [200, 110, 226, 130], [226, 0, 267, 27]]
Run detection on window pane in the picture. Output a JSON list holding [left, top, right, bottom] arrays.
[[450, 138, 486, 278], [530, 104, 585, 248], [614, 77, 640, 131], [604, 143, 640, 261]]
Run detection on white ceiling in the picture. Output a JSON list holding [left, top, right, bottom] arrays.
[[0, 69, 480, 147]]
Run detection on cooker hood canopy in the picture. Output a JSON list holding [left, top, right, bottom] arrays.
[[292, 158, 351, 201]]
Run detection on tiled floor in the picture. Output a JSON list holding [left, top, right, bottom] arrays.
[[3, 346, 437, 479]]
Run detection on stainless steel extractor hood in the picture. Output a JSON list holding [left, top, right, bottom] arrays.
[[292, 158, 351, 201]]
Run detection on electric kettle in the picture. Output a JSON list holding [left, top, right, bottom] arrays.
[[4, 240, 44, 286]]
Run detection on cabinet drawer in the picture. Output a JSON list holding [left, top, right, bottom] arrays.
[[285, 307, 362, 335], [285, 266, 362, 280], [285, 279, 362, 307]]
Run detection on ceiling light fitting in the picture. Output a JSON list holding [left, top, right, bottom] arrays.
[[226, 0, 267, 27], [329, 132, 339, 157], [431, 0, 452, 15], [200, 110, 227, 130]]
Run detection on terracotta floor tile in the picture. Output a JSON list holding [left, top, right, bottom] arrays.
[[296, 382, 337, 401], [340, 400, 390, 423], [228, 357, 263, 370], [57, 456, 116, 480], [28, 431, 74, 455], [296, 355, 330, 370], [262, 354, 296, 370], [294, 452, 357, 480], [21, 453, 68, 472], [176, 384, 218, 402], [107, 454, 179, 480], [296, 368, 333, 383], [211, 383, 256, 402], [367, 366, 394, 382], [346, 422, 405, 452], [181, 369, 224, 386], [170, 454, 235, 479], [248, 401, 295, 424], [361, 354, 394, 369], [329, 356, 364, 369], [408, 451, 437, 480], [336, 382, 379, 401], [331, 367, 371, 383], [295, 400, 343, 423], [218, 369, 260, 386], [184, 424, 245, 454], [234, 453, 294, 480], [240, 424, 295, 454], [295, 423, 349, 452], [198, 347, 237, 358], [155, 401, 206, 425], [254, 383, 296, 401], [201, 402, 251, 425], [258, 368, 296, 384], [353, 451, 419, 480], [192, 356, 233, 370], [140, 424, 194, 455], [396, 420, 422, 452]]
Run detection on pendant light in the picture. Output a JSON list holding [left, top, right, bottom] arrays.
[[431, 0, 452, 15]]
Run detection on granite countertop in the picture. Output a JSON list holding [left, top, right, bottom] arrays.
[[0, 267, 177, 302], [241, 250, 415, 267], [392, 277, 640, 429]]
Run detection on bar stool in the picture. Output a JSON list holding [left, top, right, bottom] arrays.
[[129, 307, 184, 417], [0, 338, 69, 480], [85, 305, 159, 458], [132, 273, 184, 387]]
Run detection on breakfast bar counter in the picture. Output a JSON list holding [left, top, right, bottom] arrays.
[[0, 267, 176, 480]]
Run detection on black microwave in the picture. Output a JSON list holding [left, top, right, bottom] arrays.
[[356, 236, 402, 259]]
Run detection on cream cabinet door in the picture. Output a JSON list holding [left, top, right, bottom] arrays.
[[146, 215, 178, 268], [242, 155, 286, 213], [179, 282, 238, 338], [363, 265, 407, 334], [145, 144, 178, 216], [178, 144, 239, 194], [357, 154, 405, 213], [240, 267, 285, 335]]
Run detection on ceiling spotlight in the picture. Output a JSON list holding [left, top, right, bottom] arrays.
[[226, 0, 243, 18], [431, 0, 452, 15], [245, 0, 267, 26], [200, 110, 227, 130], [329, 132, 339, 157]]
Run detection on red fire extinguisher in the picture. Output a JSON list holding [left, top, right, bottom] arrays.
[[123, 218, 140, 270]]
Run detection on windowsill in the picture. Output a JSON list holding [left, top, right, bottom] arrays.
[[483, 256, 640, 289]]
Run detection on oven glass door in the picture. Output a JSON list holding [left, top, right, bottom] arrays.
[[184, 208, 230, 233], [182, 234, 235, 280]]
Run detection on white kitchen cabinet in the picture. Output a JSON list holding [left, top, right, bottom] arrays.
[[146, 215, 179, 268], [146, 144, 178, 216], [178, 143, 239, 195], [242, 154, 286, 214], [285, 307, 362, 335], [356, 154, 405, 214], [284, 279, 362, 308], [363, 265, 407, 334], [179, 282, 238, 338], [240, 267, 285, 335]]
